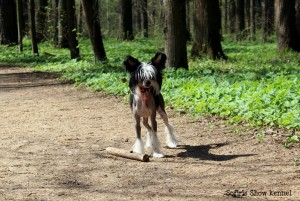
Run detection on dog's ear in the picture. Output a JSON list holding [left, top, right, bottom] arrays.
[[124, 56, 140, 72], [151, 52, 167, 69]]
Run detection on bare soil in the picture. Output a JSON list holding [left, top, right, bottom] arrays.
[[0, 66, 299, 201]]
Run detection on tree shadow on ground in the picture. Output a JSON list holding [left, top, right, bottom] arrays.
[[174, 143, 256, 161], [0, 70, 66, 89]]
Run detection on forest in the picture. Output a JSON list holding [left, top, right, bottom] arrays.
[[0, 0, 300, 141]]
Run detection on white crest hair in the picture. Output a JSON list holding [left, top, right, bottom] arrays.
[[135, 62, 157, 82]]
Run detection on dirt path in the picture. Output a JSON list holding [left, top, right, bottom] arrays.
[[0, 66, 299, 201]]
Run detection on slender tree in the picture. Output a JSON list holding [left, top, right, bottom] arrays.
[[35, 0, 48, 42], [58, 0, 69, 48], [275, 0, 300, 52], [16, 0, 24, 52], [134, 0, 141, 33], [163, 0, 188, 69], [141, 0, 148, 37], [223, 0, 229, 34], [66, 0, 80, 59], [81, 0, 107, 62], [0, 0, 18, 45], [249, 0, 256, 40], [120, 0, 134, 40], [228, 0, 236, 35], [262, 0, 274, 42], [28, 0, 39, 55], [191, 0, 227, 60], [236, 0, 245, 41], [295, 0, 300, 40], [51, 0, 59, 46]]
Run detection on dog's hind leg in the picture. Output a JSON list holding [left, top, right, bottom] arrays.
[[132, 114, 145, 154], [157, 95, 178, 148], [149, 112, 164, 158]]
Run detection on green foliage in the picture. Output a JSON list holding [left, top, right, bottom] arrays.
[[0, 38, 300, 130], [284, 135, 300, 148]]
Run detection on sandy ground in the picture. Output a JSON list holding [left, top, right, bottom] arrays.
[[0, 66, 299, 201]]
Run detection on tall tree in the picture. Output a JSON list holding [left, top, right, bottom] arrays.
[[222, 0, 229, 34], [51, 0, 59, 47], [141, 0, 148, 37], [35, 0, 48, 42], [81, 0, 107, 62], [262, 0, 274, 42], [236, 0, 245, 41], [191, 0, 227, 60], [163, 0, 188, 69], [29, 0, 39, 55], [0, 0, 18, 45], [275, 0, 300, 52], [249, 0, 256, 40], [16, 0, 24, 52], [295, 0, 300, 40], [66, 0, 80, 59], [58, 0, 68, 48], [120, 0, 134, 40], [228, 0, 236, 35]]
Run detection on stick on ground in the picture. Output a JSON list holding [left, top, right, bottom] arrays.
[[106, 147, 150, 162]]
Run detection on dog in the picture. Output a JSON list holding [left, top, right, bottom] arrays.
[[124, 52, 178, 157]]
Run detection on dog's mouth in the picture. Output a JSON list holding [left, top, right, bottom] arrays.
[[139, 86, 152, 100]]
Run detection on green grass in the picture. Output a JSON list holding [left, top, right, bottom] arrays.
[[0, 38, 300, 130]]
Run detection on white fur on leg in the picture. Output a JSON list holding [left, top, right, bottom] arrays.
[[132, 138, 145, 154], [151, 132, 164, 158], [165, 124, 178, 148], [145, 130, 152, 148]]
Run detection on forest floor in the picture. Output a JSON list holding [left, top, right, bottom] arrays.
[[0, 66, 299, 201]]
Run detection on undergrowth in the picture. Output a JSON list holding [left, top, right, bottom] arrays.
[[0, 38, 300, 131]]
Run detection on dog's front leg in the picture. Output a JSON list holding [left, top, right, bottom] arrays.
[[142, 117, 152, 148], [150, 112, 164, 158], [132, 113, 145, 154]]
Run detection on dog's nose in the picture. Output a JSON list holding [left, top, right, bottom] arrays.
[[144, 80, 151, 87]]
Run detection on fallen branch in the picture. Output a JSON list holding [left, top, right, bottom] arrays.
[[106, 147, 150, 162]]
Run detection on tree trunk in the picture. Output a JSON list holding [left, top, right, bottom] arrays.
[[35, 0, 48, 42], [16, 0, 24, 52], [262, 0, 274, 42], [236, 0, 245, 41], [249, 0, 256, 40], [134, 0, 141, 34], [245, 0, 250, 38], [223, 0, 228, 34], [191, 0, 205, 57], [228, 0, 236, 35], [66, 0, 80, 59], [192, 0, 227, 60], [51, 0, 59, 47], [29, 0, 39, 55], [295, 0, 300, 40], [141, 0, 148, 37], [77, 1, 83, 34], [81, 0, 107, 62], [275, 0, 300, 52], [163, 0, 188, 69], [0, 0, 18, 45], [120, 0, 134, 40], [58, 0, 69, 48], [185, 0, 191, 41]]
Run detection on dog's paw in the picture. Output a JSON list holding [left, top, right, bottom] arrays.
[[167, 140, 178, 148], [152, 152, 165, 158], [132, 139, 145, 154], [165, 125, 179, 148]]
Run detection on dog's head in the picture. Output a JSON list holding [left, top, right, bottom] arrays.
[[124, 52, 167, 98]]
